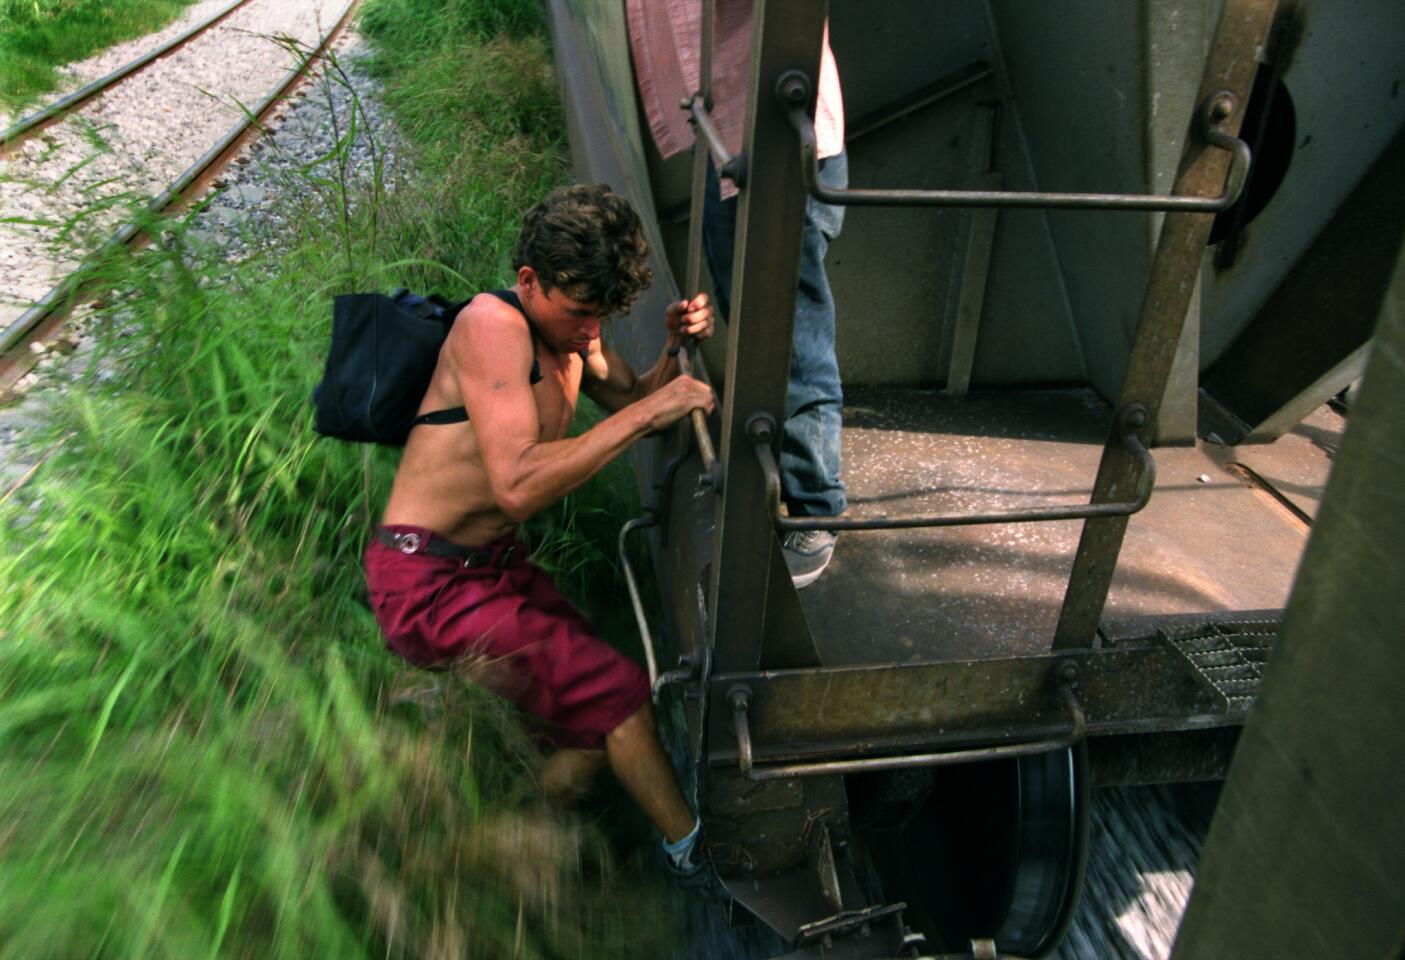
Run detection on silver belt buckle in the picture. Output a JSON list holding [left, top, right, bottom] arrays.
[[396, 532, 422, 554]]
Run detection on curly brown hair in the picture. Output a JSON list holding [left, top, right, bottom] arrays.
[[512, 183, 653, 316]]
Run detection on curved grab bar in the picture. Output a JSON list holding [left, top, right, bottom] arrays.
[[684, 94, 746, 186], [778, 70, 1250, 213], [619, 514, 663, 696], [748, 404, 1156, 532], [619, 513, 700, 702], [730, 670, 1086, 781]]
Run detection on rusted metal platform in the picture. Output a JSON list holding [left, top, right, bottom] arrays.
[[798, 387, 1339, 666]]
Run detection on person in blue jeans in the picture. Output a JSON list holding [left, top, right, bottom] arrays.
[[702, 151, 848, 587]]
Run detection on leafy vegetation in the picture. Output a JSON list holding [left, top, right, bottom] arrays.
[[0, 0, 203, 111], [0, 0, 680, 956]]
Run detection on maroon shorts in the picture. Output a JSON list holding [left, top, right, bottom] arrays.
[[365, 524, 649, 749]]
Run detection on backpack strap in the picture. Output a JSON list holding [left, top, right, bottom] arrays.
[[409, 407, 470, 427], [483, 289, 544, 386], [410, 289, 543, 429]]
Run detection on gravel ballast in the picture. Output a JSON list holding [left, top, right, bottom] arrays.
[[0, 22, 397, 504], [0, 0, 356, 329]]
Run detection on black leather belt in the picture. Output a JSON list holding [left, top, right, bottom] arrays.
[[375, 527, 517, 568]]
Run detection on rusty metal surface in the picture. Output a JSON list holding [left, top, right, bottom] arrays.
[[705, 766, 854, 916], [727, 675, 1084, 782], [1052, 0, 1278, 649], [706, 642, 1245, 770], [705, 0, 829, 677], [794, 388, 1311, 664], [658, 451, 716, 760]]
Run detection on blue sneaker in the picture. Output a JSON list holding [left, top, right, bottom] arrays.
[[664, 827, 729, 901]]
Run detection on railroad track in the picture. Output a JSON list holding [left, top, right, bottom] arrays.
[[0, 0, 362, 393], [0, 0, 257, 157]]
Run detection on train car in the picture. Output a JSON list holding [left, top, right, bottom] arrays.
[[544, 1, 1405, 956]]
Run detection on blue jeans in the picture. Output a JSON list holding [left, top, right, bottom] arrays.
[[702, 151, 848, 518]]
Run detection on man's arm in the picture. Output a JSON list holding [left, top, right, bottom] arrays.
[[584, 293, 713, 413], [456, 301, 713, 522]]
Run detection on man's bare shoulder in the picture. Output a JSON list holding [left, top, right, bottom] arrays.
[[448, 292, 533, 369]]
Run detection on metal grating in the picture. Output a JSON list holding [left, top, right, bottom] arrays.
[[1162, 620, 1277, 711]]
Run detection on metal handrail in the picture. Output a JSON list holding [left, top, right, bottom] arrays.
[[619, 514, 663, 696], [674, 18, 725, 497], [747, 404, 1155, 532], [684, 94, 746, 186], [729, 671, 1085, 781], [675, 346, 721, 495], [777, 70, 1250, 213], [619, 513, 702, 702]]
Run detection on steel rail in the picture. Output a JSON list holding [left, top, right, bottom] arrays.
[[0, 0, 361, 364], [747, 404, 1156, 533], [780, 70, 1251, 213], [728, 677, 1085, 781], [0, 0, 257, 154]]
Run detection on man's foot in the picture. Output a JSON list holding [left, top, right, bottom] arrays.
[[666, 848, 729, 901], [664, 821, 729, 901], [782, 528, 837, 588]]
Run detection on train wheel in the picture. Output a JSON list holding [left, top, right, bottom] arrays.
[[851, 744, 1089, 958]]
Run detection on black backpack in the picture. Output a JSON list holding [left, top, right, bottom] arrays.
[[312, 289, 469, 445]]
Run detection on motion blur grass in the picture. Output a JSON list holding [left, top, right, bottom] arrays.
[[0, 0, 678, 956], [0, 0, 202, 111]]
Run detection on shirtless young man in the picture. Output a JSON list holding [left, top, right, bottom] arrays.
[[365, 184, 716, 881]]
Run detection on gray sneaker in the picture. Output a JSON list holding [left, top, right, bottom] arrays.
[[782, 529, 837, 588]]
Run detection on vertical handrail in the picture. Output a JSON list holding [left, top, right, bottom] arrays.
[[705, 0, 827, 676], [676, 0, 722, 495], [683, 0, 715, 300]]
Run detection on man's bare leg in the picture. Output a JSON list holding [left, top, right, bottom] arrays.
[[542, 747, 607, 808], [605, 701, 695, 842]]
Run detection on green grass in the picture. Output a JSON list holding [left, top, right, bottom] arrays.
[[0, 0, 682, 956], [0, 0, 204, 112]]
